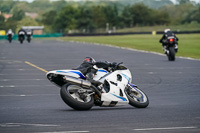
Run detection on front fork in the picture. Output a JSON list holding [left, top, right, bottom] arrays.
[[128, 83, 137, 88]]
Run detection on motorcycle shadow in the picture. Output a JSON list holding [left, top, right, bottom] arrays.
[[60, 106, 145, 112]]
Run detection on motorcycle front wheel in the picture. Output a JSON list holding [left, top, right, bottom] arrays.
[[125, 84, 149, 108], [60, 83, 94, 110]]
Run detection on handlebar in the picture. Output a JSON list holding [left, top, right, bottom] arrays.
[[110, 62, 123, 71], [95, 61, 123, 71]]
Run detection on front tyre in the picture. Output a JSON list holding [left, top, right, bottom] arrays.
[[125, 84, 149, 108], [60, 83, 94, 110]]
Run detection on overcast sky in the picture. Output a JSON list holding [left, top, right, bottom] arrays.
[[171, 0, 200, 3], [19, 0, 200, 3]]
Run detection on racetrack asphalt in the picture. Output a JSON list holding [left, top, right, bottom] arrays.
[[0, 39, 200, 133]]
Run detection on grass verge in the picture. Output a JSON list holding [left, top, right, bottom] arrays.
[[58, 34, 200, 59]]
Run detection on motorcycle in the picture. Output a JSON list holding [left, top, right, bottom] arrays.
[[164, 36, 178, 61], [46, 62, 149, 110], [26, 31, 32, 43], [18, 31, 25, 44], [7, 34, 13, 43]]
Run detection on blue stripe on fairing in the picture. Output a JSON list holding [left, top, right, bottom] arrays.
[[111, 93, 127, 101], [122, 73, 130, 81], [56, 70, 86, 79], [98, 70, 108, 73]]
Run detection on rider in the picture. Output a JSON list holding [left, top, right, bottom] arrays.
[[26, 29, 33, 36], [74, 57, 116, 86], [74, 57, 99, 85], [26, 29, 33, 42], [7, 29, 14, 36], [159, 29, 179, 53]]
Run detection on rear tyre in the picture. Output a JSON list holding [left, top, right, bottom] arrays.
[[125, 84, 149, 108], [27, 38, 31, 43], [60, 83, 94, 110], [8, 39, 12, 43], [168, 47, 175, 61], [19, 36, 24, 44]]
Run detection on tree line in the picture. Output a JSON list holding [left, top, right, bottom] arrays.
[[41, 2, 200, 34]]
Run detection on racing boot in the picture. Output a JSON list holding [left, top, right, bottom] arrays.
[[175, 44, 178, 53], [89, 79, 102, 86], [163, 46, 167, 54]]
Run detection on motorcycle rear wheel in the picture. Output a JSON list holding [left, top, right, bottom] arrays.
[[168, 47, 175, 61], [27, 38, 31, 43], [125, 84, 149, 108], [60, 83, 94, 110]]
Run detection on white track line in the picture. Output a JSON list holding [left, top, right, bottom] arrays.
[[64, 40, 200, 61], [0, 94, 59, 97], [0, 79, 45, 81], [0, 123, 60, 127], [37, 131, 89, 133], [0, 85, 54, 88], [133, 126, 197, 131]]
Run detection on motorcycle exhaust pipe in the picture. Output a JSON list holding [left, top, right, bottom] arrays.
[[64, 76, 91, 88], [63, 76, 101, 97]]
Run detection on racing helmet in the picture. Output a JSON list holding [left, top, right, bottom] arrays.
[[83, 57, 96, 64], [164, 29, 170, 33], [8, 29, 12, 34]]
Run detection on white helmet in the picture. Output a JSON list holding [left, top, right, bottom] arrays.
[[8, 29, 12, 33], [164, 29, 170, 33]]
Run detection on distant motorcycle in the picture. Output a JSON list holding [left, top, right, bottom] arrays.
[[46, 62, 149, 110], [18, 31, 25, 44], [164, 36, 178, 61], [26, 31, 32, 43], [7, 33, 13, 43], [7, 29, 14, 43]]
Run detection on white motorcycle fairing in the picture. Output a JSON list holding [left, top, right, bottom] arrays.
[[99, 69, 131, 106]]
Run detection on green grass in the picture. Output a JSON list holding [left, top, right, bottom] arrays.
[[116, 23, 200, 32], [58, 34, 200, 59]]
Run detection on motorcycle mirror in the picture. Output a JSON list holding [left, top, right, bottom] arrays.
[[118, 62, 123, 65]]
